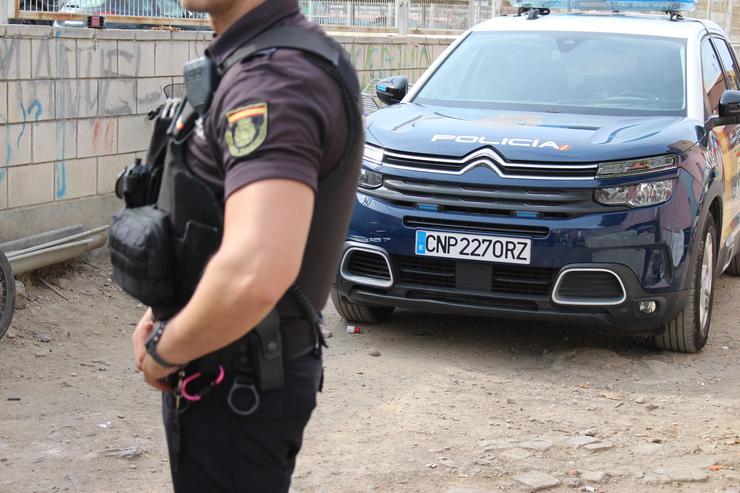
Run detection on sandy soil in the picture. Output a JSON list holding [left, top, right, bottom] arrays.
[[0, 257, 738, 493]]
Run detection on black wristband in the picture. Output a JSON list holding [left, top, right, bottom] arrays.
[[145, 321, 180, 368]]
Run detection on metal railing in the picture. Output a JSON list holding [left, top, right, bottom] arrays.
[[299, 0, 495, 31], [4, 0, 497, 31]]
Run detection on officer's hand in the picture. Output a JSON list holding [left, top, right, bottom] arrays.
[[141, 355, 176, 392], [132, 309, 154, 371]]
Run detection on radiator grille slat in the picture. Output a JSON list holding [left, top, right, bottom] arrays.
[[347, 250, 391, 281], [557, 271, 624, 299], [395, 255, 557, 296]]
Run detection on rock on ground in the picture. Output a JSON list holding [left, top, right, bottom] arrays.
[[579, 470, 608, 483], [645, 466, 709, 483], [513, 471, 561, 491]]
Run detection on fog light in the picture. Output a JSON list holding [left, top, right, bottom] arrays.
[[639, 301, 657, 314]]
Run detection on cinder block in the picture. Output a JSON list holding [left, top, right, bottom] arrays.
[[77, 118, 117, 158], [136, 30, 171, 41], [173, 31, 201, 41], [32, 120, 77, 164], [31, 39, 77, 79], [3, 124, 33, 167], [136, 77, 170, 114], [0, 169, 7, 210], [57, 78, 99, 119], [53, 27, 94, 39], [0, 82, 7, 124], [99, 79, 136, 116], [8, 162, 54, 208], [97, 152, 136, 194], [118, 115, 154, 153], [54, 158, 97, 200], [77, 40, 118, 78], [118, 42, 155, 78], [0, 38, 32, 80], [4, 25, 52, 38], [189, 40, 210, 59], [155, 41, 190, 77], [8, 80, 54, 123], [95, 29, 136, 41]]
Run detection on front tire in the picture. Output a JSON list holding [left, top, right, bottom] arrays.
[[330, 287, 394, 324], [0, 251, 16, 341], [654, 217, 716, 353]]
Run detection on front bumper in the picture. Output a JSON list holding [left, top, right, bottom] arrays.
[[336, 258, 687, 331], [336, 169, 698, 331]]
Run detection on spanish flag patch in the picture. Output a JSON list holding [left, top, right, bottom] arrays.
[[225, 102, 268, 158]]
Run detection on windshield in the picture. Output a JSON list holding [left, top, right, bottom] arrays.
[[414, 31, 687, 117]]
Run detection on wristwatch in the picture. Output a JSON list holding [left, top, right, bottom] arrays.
[[145, 321, 180, 368]]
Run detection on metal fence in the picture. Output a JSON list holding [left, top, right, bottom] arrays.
[[5, 0, 496, 31], [6, 0, 208, 27], [299, 0, 495, 31]]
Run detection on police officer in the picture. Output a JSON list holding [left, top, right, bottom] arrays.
[[127, 0, 362, 490]]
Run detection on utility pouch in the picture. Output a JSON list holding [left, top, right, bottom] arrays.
[[109, 205, 175, 307], [249, 310, 284, 391]]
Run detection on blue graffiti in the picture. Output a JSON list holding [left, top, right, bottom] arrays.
[[13, 99, 43, 157], [28, 100, 43, 122], [55, 162, 67, 199]]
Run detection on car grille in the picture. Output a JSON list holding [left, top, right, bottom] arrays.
[[366, 177, 609, 218], [382, 148, 597, 179], [394, 255, 558, 296], [346, 250, 391, 282], [555, 270, 625, 301], [404, 216, 550, 238]]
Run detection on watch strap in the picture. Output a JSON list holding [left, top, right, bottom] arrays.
[[147, 321, 180, 368]]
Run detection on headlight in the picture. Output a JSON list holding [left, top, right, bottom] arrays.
[[594, 179, 674, 208], [597, 155, 677, 178], [363, 144, 383, 165], [358, 167, 383, 189]]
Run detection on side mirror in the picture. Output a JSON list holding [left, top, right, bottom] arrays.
[[719, 89, 740, 119], [705, 89, 740, 129], [376, 76, 408, 105]]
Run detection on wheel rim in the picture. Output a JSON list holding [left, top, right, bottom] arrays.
[[699, 232, 714, 335]]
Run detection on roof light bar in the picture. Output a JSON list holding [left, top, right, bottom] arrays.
[[510, 0, 695, 11]]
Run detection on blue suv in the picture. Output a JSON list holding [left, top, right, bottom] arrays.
[[331, 8, 740, 352]]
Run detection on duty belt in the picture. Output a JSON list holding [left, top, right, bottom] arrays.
[[200, 320, 318, 375]]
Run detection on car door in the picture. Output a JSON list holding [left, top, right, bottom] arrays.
[[700, 36, 735, 262], [710, 36, 740, 264]]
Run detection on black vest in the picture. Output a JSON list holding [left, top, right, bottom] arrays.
[[151, 27, 363, 322]]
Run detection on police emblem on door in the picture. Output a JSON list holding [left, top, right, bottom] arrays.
[[225, 102, 268, 158]]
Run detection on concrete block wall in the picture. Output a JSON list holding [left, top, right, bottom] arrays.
[[0, 24, 454, 242]]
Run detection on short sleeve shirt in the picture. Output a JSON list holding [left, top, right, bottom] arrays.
[[185, 2, 348, 200]]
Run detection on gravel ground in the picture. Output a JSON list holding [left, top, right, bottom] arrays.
[[0, 257, 738, 493]]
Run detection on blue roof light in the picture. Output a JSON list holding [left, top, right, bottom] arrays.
[[510, 0, 695, 11]]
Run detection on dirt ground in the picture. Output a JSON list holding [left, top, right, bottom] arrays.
[[0, 255, 738, 493]]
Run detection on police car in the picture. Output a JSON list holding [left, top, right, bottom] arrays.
[[331, 0, 740, 353]]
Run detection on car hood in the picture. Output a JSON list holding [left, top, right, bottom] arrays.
[[365, 103, 703, 162]]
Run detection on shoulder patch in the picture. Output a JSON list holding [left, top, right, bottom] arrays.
[[225, 102, 268, 158]]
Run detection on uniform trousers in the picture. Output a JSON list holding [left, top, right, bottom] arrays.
[[162, 353, 323, 493]]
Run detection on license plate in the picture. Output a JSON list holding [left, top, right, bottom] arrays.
[[415, 230, 531, 265]]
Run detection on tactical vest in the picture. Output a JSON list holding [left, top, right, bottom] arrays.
[[110, 27, 363, 326]]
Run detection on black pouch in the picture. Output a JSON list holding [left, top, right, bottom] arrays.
[[250, 310, 284, 391], [109, 205, 175, 307]]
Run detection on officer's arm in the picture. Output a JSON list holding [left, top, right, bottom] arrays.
[[156, 178, 314, 365]]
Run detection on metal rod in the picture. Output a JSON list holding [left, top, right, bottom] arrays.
[[8, 235, 107, 276], [6, 226, 108, 259], [0, 225, 83, 255]]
